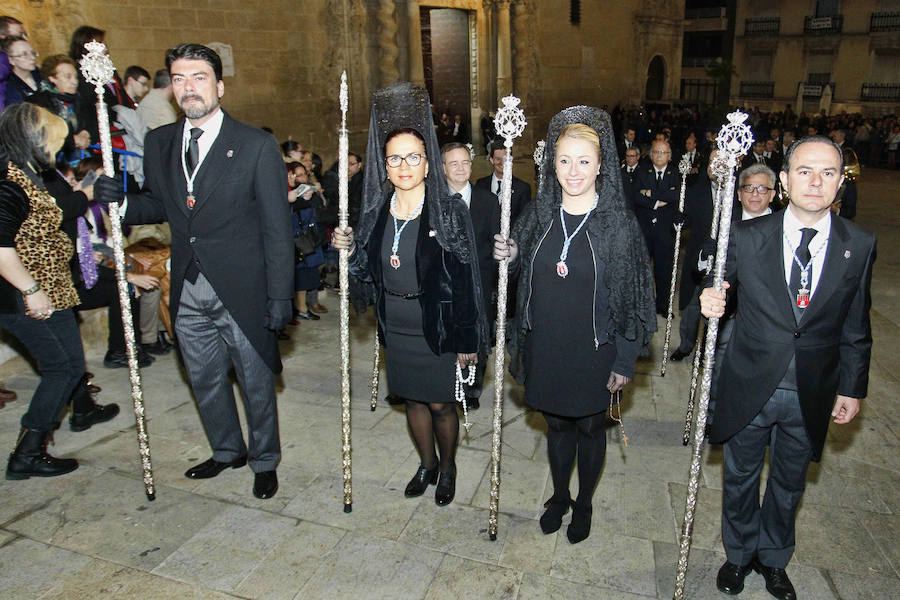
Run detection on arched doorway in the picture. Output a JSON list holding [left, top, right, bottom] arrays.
[[645, 55, 666, 101]]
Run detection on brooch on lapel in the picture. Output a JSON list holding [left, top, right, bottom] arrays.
[[844, 250, 851, 259], [226, 150, 234, 158], [429, 230, 436, 237]]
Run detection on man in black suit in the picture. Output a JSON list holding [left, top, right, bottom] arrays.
[[96, 44, 293, 500], [763, 137, 783, 174], [473, 141, 531, 224], [676, 133, 703, 189], [443, 142, 494, 409], [700, 137, 875, 600], [620, 146, 640, 210], [741, 139, 772, 172], [633, 139, 679, 315]]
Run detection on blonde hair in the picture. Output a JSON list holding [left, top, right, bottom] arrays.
[[556, 123, 601, 160], [35, 106, 69, 156]]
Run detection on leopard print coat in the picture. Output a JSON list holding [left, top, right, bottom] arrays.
[[6, 163, 80, 310]]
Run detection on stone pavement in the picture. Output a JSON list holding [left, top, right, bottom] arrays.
[[0, 169, 897, 599]]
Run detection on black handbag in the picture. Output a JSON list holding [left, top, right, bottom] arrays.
[[294, 223, 322, 264]]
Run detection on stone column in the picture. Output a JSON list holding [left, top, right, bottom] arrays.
[[495, 0, 513, 100], [407, 0, 426, 87], [378, 0, 400, 86]]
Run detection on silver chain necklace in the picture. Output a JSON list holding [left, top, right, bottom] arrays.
[[556, 195, 598, 278], [389, 192, 426, 269]]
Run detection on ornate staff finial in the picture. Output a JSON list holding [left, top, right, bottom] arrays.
[[678, 153, 692, 176], [494, 95, 526, 148], [465, 143, 475, 161], [79, 40, 114, 89], [339, 71, 348, 127], [533, 140, 545, 166], [716, 110, 754, 169]]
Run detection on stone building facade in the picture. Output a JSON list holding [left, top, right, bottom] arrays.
[[730, 0, 900, 116], [4, 0, 686, 157]]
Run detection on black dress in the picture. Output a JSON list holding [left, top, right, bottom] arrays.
[[381, 211, 457, 403], [524, 210, 617, 417]]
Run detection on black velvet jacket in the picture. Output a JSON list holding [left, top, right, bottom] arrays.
[[349, 196, 482, 357]]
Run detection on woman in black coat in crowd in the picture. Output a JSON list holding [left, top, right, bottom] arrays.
[[493, 106, 656, 543], [332, 82, 487, 507]]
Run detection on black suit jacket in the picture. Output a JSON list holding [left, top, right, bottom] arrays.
[[123, 112, 294, 373], [632, 164, 679, 231], [679, 175, 717, 309], [620, 164, 639, 210], [709, 213, 875, 460], [473, 174, 530, 224], [468, 183, 502, 324], [741, 153, 772, 171]]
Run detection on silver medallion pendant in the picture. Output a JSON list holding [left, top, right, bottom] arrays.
[[390, 253, 401, 269], [556, 261, 569, 278]]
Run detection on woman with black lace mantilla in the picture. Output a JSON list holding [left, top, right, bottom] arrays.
[[332, 82, 487, 507], [493, 106, 656, 543], [0, 103, 89, 480]]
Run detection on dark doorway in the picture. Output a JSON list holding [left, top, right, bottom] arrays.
[[421, 7, 471, 127], [646, 55, 666, 101]]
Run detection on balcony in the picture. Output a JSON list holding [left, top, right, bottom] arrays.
[[870, 12, 900, 32], [739, 81, 774, 98], [861, 83, 900, 102], [745, 17, 780, 36], [807, 72, 832, 85], [804, 15, 844, 34], [682, 56, 718, 68]]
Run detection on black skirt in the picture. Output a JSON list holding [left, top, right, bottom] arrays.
[[381, 209, 457, 404]]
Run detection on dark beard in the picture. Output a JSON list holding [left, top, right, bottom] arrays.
[[181, 97, 218, 120]]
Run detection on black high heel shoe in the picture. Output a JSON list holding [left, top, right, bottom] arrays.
[[404, 463, 439, 497], [435, 470, 456, 506], [539, 496, 572, 534]]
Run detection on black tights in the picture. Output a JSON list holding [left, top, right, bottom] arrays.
[[406, 400, 459, 473], [543, 411, 607, 509]]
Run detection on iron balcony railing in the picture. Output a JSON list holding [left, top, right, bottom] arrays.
[[861, 83, 900, 102], [745, 17, 780, 36], [739, 81, 775, 98], [870, 12, 900, 32]]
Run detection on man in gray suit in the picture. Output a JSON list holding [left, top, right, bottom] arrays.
[[96, 44, 293, 500]]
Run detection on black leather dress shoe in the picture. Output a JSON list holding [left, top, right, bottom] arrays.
[[253, 470, 278, 499], [103, 349, 154, 369], [716, 560, 753, 595], [70, 402, 120, 432], [141, 339, 173, 356], [670, 348, 691, 362], [434, 470, 456, 506], [404, 463, 438, 497], [184, 456, 247, 479], [753, 558, 796, 600]]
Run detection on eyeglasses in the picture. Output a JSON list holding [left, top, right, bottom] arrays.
[[386, 153, 425, 168], [9, 50, 38, 59], [445, 160, 472, 169], [740, 184, 774, 195], [650, 150, 670, 155]]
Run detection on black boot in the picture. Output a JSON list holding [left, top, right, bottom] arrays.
[[70, 400, 120, 432], [6, 429, 79, 480]]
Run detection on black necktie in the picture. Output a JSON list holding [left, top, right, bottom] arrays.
[[656, 170, 663, 187], [789, 227, 817, 316], [495, 180, 501, 196], [185, 127, 203, 174]]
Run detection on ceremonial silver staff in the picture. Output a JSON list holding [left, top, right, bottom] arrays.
[[673, 111, 753, 600], [683, 153, 731, 445], [79, 41, 155, 501], [336, 71, 353, 513], [488, 95, 526, 541], [660, 154, 693, 376]]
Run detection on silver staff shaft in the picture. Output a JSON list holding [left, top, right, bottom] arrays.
[[661, 160, 691, 376], [337, 71, 353, 513], [370, 325, 380, 412], [488, 96, 526, 541], [81, 41, 154, 501], [673, 111, 752, 599]]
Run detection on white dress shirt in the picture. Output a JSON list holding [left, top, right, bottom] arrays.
[[782, 206, 831, 298], [741, 206, 772, 221], [490, 174, 503, 200], [452, 182, 472, 209], [182, 108, 224, 178]]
